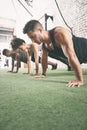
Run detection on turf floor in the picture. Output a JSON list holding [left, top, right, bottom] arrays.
[[0, 68, 87, 130]]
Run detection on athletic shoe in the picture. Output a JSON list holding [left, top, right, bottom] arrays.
[[52, 64, 57, 70]]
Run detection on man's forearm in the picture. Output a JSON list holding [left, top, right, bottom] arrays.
[[35, 63, 39, 75], [16, 60, 21, 73], [11, 60, 14, 72], [42, 59, 47, 76], [74, 64, 83, 82], [16, 65, 19, 73], [11, 66, 14, 72], [69, 56, 83, 82], [41, 47, 48, 76], [27, 61, 31, 74]]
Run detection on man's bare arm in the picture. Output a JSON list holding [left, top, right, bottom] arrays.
[[55, 29, 83, 87], [32, 43, 39, 75], [7, 58, 14, 73], [41, 45, 48, 76], [27, 51, 31, 74], [34, 45, 48, 78], [15, 54, 21, 73]]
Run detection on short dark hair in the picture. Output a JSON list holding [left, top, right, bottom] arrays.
[[2, 49, 9, 56], [11, 38, 25, 50], [23, 20, 42, 34]]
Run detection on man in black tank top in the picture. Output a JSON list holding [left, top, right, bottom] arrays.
[[23, 20, 87, 87], [3, 49, 27, 73], [42, 29, 87, 70], [3, 48, 57, 73]]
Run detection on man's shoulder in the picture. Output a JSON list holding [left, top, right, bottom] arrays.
[[12, 49, 20, 57], [49, 27, 66, 35], [14, 48, 21, 53]]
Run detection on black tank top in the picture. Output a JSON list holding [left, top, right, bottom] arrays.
[[43, 28, 68, 65], [43, 28, 87, 64], [12, 49, 36, 63], [72, 35, 87, 63], [11, 49, 27, 63]]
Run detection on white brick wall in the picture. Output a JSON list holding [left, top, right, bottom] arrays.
[[48, 0, 87, 69], [53, 0, 87, 38]]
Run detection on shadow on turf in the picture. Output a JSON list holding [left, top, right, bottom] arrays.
[[47, 72, 73, 77], [36, 78, 68, 84], [40, 79, 68, 84]]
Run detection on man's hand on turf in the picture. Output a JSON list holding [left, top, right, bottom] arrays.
[[67, 80, 83, 87], [23, 72, 30, 75], [30, 73, 39, 76], [34, 75, 45, 78]]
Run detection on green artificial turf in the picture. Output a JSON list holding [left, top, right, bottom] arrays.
[[0, 68, 87, 130]]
